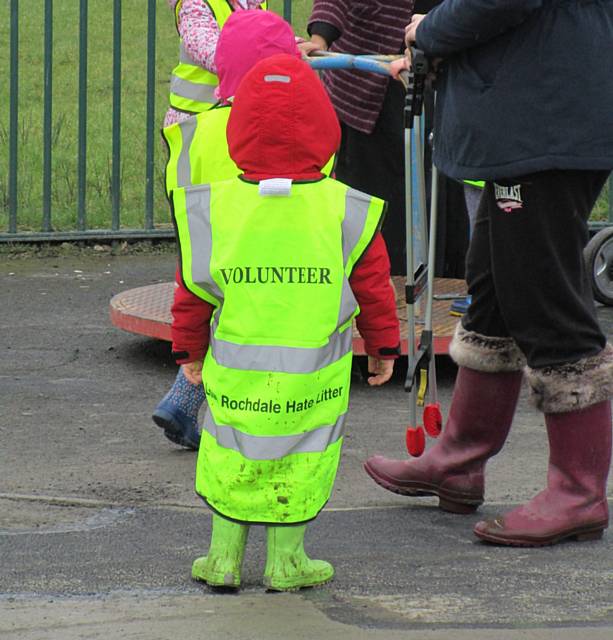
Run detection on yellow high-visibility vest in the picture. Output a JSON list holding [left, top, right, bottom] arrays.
[[163, 105, 236, 195], [172, 177, 385, 523], [162, 103, 334, 196], [169, 0, 267, 113]]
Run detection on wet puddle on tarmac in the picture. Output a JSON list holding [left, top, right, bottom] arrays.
[[0, 497, 133, 535]]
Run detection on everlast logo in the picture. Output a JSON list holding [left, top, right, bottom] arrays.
[[219, 266, 332, 285]]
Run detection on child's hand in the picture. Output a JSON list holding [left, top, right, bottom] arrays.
[[182, 361, 203, 385], [298, 34, 328, 57], [367, 357, 394, 386]]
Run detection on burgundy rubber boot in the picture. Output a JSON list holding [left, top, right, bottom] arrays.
[[474, 400, 612, 546], [364, 366, 523, 513]]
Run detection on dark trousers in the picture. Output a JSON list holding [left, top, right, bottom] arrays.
[[463, 169, 610, 368], [334, 80, 406, 275]]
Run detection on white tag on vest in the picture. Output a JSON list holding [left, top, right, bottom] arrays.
[[258, 178, 292, 197]]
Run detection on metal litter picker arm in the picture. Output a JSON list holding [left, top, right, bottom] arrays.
[[401, 51, 442, 457], [307, 49, 443, 456], [307, 51, 405, 81]]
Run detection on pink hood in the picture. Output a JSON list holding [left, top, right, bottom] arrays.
[[215, 10, 300, 102]]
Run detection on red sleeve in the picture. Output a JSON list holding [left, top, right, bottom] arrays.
[[349, 232, 401, 359], [170, 266, 213, 364]]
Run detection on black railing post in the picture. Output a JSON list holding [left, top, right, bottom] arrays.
[[145, 0, 157, 230], [42, 0, 53, 231], [111, 0, 122, 230], [8, 0, 19, 234], [77, 0, 89, 231]]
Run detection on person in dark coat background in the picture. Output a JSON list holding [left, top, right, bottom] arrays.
[[366, 0, 613, 547]]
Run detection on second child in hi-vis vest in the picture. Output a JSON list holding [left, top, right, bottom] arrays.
[[171, 54, 400, 591], [153, 10, 300, 451], [164, 0, 266, 127]]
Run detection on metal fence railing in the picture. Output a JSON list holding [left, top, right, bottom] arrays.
[[3, 0, 167, 242], [1, 1, 611, 243], [1, 0, 294, 243]]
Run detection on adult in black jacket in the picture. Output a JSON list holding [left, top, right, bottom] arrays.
[[365, 0, 613, 547]]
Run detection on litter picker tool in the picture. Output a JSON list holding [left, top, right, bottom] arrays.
[[401, 50, 442, 457], [306, 48, 443, 456]]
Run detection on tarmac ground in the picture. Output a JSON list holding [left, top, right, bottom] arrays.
[[1, 251, 612, 639]]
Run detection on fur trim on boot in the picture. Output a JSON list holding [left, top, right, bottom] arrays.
[[449, 324, 526, 373], [526, 344, 613, 413]]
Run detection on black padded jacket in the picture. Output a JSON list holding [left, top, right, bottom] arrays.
[[416, 0, 613, 180]]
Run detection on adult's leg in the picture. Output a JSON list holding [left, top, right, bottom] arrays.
[[334, 80, 406, 275], [364, 362, 524, 512], [365, 190, 525, 513], [472, 169, 613, 545], [475, 401, 611, 545], [469, 170, 607, 369]]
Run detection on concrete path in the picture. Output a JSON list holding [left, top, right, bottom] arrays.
[[1, 252, 612, 639]]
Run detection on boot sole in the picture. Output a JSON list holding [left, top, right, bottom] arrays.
[[263, 574, 334, 592], [363, 461, 483, 515], [474, 521, 608, 547], [192, 571, 240, 589], [152, 410, 199, 450]]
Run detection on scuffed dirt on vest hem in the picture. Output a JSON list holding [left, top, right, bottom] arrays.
[[0, 240, 177, 260]]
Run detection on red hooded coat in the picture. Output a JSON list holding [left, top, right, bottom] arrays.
[[171, 53, 400, 362]]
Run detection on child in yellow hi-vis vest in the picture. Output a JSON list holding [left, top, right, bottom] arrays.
[[164, 0, 266, 126], [171, 54, 401, 591], [153, 9, 301, 450]]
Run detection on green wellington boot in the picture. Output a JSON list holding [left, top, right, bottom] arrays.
[[263, 525, 334, 591], [192, 514, 249, 589]]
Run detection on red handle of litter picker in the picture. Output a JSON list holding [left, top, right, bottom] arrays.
[[406, 426, 426, 457], [423, 403, 442, 438]]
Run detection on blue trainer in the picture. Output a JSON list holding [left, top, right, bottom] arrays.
[[152, 367, 205, 450]]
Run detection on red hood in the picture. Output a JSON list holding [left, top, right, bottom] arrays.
[[227, 54, 341, 181], [215, 10, 300, 102]]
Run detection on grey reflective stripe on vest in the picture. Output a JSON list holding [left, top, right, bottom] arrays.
[[342, 188, 371, 264], [185, 186, 223, 301], [209, 319, 353, 373], [176, 117, 198, 187], [338, 187, 371, 325], [170, 76, 217, 105], [204, 411, 347, 460], [337, 276, 357, 328]]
